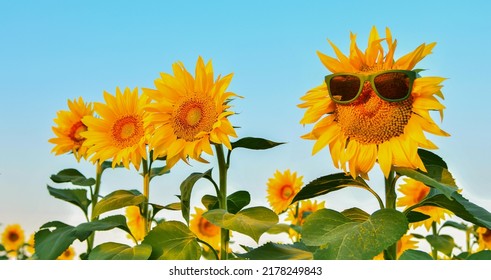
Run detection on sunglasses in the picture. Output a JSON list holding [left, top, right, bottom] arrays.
[[325, 70, 416, 104]]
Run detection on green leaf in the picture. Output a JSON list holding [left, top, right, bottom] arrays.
[[47, 185, 90, 216], [467, 250, 491, 260], [92, 189, 146, 219], [200, 191, 251, 214], [303, 209, 408, 260], [418, 149, 447, 169], [150, 165, 170, 181], [394, 165, 457, 199], [291, 173, 368, 204], [180, 169, 213, 224], [0, 244, 5, 251], [238, 242, 313, 260], [142, 221, 201, 260], [89, 242, 152, 260], [50, 168, 95, 186], [341, 207, 370, 222], [426, 234, 455, 257], [439, 221, 468, 232], [266, 223, 292, 235], [231, 137, 284, 150], [203, 207, 278, 243], [406, 211, 431, 223], [398, 249, 433, 260]]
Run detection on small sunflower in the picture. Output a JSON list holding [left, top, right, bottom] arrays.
[[299, 26, 449, 178], [476, 227, 491, 251], [1, 224, 25, 256], [286, 199, 325, 241], [143, 56, 239, 168], [266, 169, 303, 214], [125, 206, 146, 242], [49, 97, 93, 161], [397, 178, 453, 230], [190, 207, 221, 251], [81, 87, 149, 169], [26, 233, 35, 255], [57, 246, 76, 260], [373, 234, 419, 260]]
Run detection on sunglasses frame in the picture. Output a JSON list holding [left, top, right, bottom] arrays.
[[325, 69, 417, 104]]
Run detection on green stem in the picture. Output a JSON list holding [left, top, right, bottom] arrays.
[[87, 161, 103, 255], [142, 158, 151, 235], [384, 169, 398, 260], [215, 144, 229, 260], [197, 238, 220, 260], [465, 226, 472, 254], [431, 222, 438, 259]]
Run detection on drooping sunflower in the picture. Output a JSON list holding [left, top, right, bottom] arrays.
[[299, 26, 449, 178], [190, 207, 221, 251], [397, 178, 453, 230], [49, 97, 93, 161], [476, 227, 491, 251], [266, 169, 303, 214], [81, 87, 149, 169], [286, 199, 325, 241], [1, 224, 25, 256], [143, 56, 238, 168], [373, 234, 419, 260], [57, 246, 76, 260], [125, 206, 146, 242]]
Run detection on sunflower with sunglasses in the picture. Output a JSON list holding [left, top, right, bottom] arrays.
[[299, 26, 449, 179]]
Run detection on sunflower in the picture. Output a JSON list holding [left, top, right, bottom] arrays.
[[373, 234, 419, 260], [49, 97, 93, 161], [286, 199, 325, 241], [397, 178, 453, 230], [143, 56, 238, 168], [1, 224, 25, 256], [81, 87, 149, 169], [476, 227, 491, 251], [190, 207, 221, 251], [26, 233, 35, 255], [125, 206, 146, 242], [299, 26, 449, 179], [57, 246, 76, 260], [266, 169, 303, 214]]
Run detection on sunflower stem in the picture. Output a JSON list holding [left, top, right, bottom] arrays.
[[384, 169, 398, 260], [215, 144, 229, 260], [431, 222, 439, 259], [86, 161, 103, 256], [142, 158, 151, 235]]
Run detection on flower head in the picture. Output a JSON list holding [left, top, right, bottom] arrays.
[[81, 87, 149, 169], [57, 246, 76, 260], [477, 227, 491, 251], [190, 207, 221, 251], [397, 178, 453, 230], [373, 234, 419, 260], [1, 224, 25, 257], [125, 206, 146, 242], [49, 97, 93, 161], [266, 169, 303, 214], [144, 56, 238, 168], [299, 27, 449, 178]]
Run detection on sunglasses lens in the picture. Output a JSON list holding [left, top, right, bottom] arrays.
[[374, 72, 411, 100], [329, 75, 361, 102]]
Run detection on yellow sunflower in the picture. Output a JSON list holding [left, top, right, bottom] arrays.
[[190, 207, 221, 251], [125, 206, 146, 242], [266, 169, 303, 214], [81, 87, 149, 169], [476, 227, 491, 251], [49, 97, 93, 161], [373, 234, 419, 260], [1, 224, 25, 256], [26, 233, 35, 255], [143, 56, 238, 168], [57, 246, 76, 260], [299, 26, 449, 179], [286, 199, 325, 241], [397, 178, 453, 230]]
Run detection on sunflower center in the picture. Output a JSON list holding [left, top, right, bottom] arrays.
[[8, 232, 19, 242], [69, 121, 87, 144], [198, 217, 219, 237], [482, 229, 491, 243], [172, 95, 217, 142], [111, 115, 144, 148], [279, 185, 294, 200], [335, 82, 413, 144], [415, 185, 430, 203]]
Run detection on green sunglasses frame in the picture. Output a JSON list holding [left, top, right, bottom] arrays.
[[325, 69, 417, 104]]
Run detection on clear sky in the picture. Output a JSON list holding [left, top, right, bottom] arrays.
[[1, 0, 491, 251]]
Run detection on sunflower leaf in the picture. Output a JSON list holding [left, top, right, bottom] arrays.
[[92, 189, 146, 220], [88, 242, 152, 260], [47, 185, 90, 216], [237, 242, 313, 260], [303, 209, 408, 260], [142, 221, 201, 260], [418, 149, 448, 169], [149, 165, 170, 181], [200, 191, 251, 214], [398, 249, 433, 260], [426, 234, 455, 257], [180, 169, 214, 224], [203, 207, 278, 243], [291, 173, 368, 204], [231, 137, 285, 150], [393, 165, 457, 199], [50, 168, 95, 186], [467, 251, 491, 260], [405, 211, 431, 223]]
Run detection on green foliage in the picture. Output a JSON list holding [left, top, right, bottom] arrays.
[[426, 234, 456, 257], [394, 165, 457, 199], [50, 168, 95, 186], [47, 185, 90, 216], [142, 221, 201, 260], [406, 211, 431, 223], [231, 137, 284, 150], [203, 207, 278, 243], [341, 207, 370, 222], [201, 191, 251, 214], [89, 242, 152, 260], [398, 249, 433, 260], [238, 242, 313, 260], [302, 209, 408, 260], [92, 189, 146, 219], [180, 169, 214, 224], [149, 165, 170, 181], [466, 250, 491, 260]]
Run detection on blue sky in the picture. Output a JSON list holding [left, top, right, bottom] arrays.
[[1, 0, 491, 250]]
